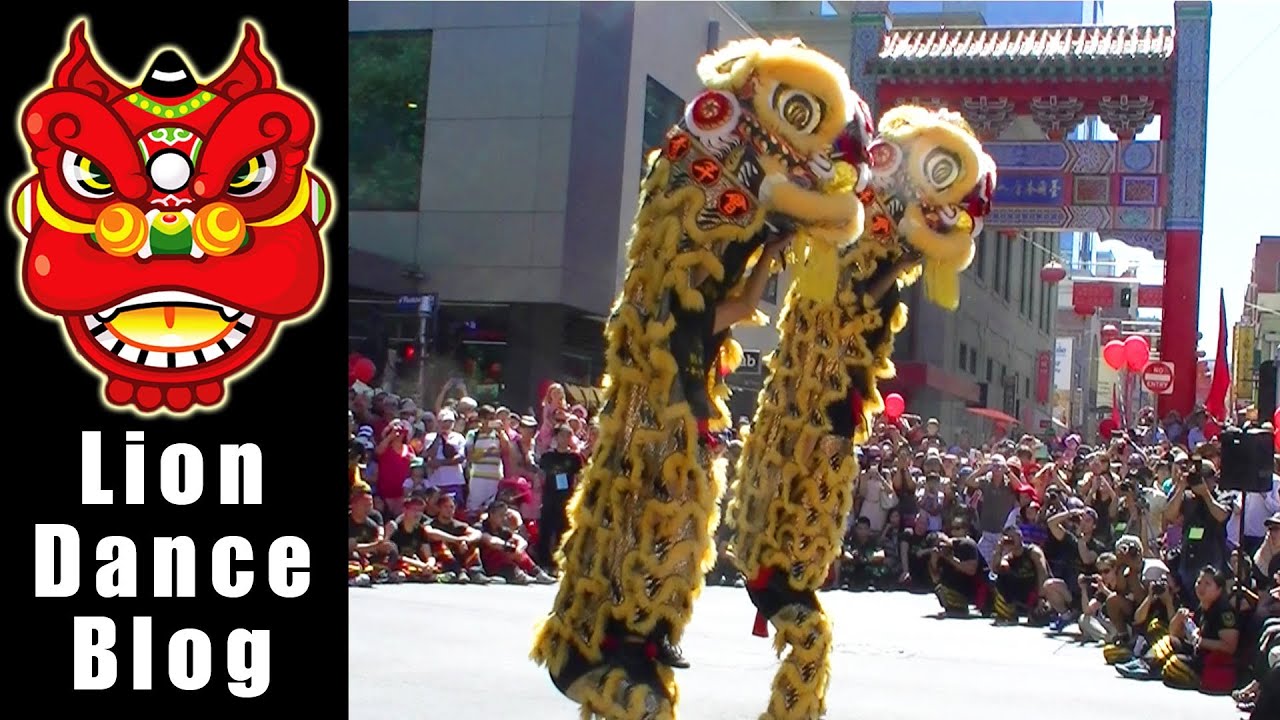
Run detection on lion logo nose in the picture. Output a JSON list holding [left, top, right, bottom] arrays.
[[148, 150, 192, 193]]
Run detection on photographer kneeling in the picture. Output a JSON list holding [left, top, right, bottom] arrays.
[[991, 525, 1049, 624], [930, 525, 991, 616], [1112, 569, 1181, 671], [1042, 505, 1108, 630], [1134, 566, 1240, 693], [1097, 535, 1149, 653]]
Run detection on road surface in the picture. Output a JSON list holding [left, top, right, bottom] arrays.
[[349, 584, 1235, 719]]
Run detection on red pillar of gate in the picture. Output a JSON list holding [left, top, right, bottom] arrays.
[[1158, 229, 1202, 418]]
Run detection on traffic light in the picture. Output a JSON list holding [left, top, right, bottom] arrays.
[[398, 341, 420, 363], [1119, 287, 1132, 308]]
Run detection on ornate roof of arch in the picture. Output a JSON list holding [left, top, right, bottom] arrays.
[[871, 24, 1175, 81]]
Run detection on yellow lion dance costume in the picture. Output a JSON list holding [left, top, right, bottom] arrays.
[[530, 39, 868, 720], [726, 105, 997, 720]]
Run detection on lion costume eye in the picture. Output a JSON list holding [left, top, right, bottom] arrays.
[[922, 148, 961, 190], [227, 151, 277, 197], [771, 86, 824, 135], [62, 152, 113, 198]]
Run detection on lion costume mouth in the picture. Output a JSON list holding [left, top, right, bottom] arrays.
[[83, 290, 257, 368]]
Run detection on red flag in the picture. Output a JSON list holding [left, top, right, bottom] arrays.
[[1204, 289, 1231, 429]]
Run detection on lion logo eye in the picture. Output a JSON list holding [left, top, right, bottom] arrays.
[[62, 152, 113, 198], [922, 148, 961, 190], [771, 86, 823, 135], [227, 150, 277, 197]]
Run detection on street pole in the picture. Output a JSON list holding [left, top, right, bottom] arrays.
[[418, 311, 428, 407]]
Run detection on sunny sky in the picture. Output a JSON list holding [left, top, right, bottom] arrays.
[[1092, 0, 1279, 351]]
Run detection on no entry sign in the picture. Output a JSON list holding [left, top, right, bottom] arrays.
[[1142, 361, 1175, 395]]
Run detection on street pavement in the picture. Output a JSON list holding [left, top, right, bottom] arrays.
[[350, 584, 1237, 719]]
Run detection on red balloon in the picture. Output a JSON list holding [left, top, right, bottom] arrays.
[[1273, 407, 1279, 427], [1124, 336, 1150, 372], [352, 357, 376, 384], [883, 393, 905, 421], [1098, 418, 1116, 439], [1102, 340, 1126, 371]]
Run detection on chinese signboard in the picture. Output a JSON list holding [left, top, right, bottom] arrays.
[[1071, 281, 1116, 311], [1233, 323, 1256, 403], [1036, 351, 1052, 404], [993, 172, 1066, 206]]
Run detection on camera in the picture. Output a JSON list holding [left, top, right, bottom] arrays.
[[1118, 479, 1134, 494], [1150, 580, 1167, 596], [1186, 468, 1204, 487]]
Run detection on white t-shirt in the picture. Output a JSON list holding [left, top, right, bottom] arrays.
[[424, 431, 467, 488], [466, 430, 504, 482], [857, 472, 897, 533]]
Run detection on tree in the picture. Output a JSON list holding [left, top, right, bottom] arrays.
[[348, 32, 432, 210]]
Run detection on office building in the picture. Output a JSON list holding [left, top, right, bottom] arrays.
[[349, 1, 1097, 430]]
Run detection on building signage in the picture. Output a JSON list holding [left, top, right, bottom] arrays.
[[396, 293, 437, 315], [1053, 338, 1073, 390], [1137, 285, 1163, 308], [739, 350, 762, 375], [1052, 338, 1074, 427], [993, 172, 1065, 206], [1233, 324, 1256, 402], [1071, 281, 1115, 311], [1036, 351, 1052, 404]]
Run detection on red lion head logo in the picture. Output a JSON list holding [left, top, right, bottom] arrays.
[[12, 22, 329, 415]]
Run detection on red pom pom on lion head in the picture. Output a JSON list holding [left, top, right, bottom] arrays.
[[11, 21, 330, 415]]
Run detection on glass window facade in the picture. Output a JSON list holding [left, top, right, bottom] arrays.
[[643, 76, 684, 160], [349, 31, 433, 210]]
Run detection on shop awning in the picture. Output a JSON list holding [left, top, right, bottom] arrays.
[[564, 384, 603, 408], [967, 407, 1019, 425]]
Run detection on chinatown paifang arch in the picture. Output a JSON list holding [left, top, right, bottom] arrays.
[[849, 1, 1212, 418]]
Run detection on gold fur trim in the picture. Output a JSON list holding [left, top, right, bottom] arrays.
[[759, 604, 834, 720], [535, 40, 877, 720]]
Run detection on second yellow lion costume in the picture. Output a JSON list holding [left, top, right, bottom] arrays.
[[530, 39, 867, 720], [727, 105, 997, 720]]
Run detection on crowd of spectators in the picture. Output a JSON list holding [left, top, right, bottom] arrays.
[[347, 379, 598, 587], [347, 371, 1277, 715], [703, 406, 1276, 717]]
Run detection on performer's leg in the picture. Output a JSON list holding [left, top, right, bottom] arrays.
[[531, 385, 719, 719], [737, 434, 856, 720]]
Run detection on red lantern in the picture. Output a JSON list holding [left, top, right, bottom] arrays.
[[1124, 335, 1150, 372], [1102, 340, 1126, 371], [1039, 260, 1067, 285], [351, 357, 376, 384], [1100, 324, 1121, 343], [488, 362, 502, 380], [883, 393, 905, 421]]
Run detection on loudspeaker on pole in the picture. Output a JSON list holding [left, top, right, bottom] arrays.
[[1258, 360, 1277, 425]]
